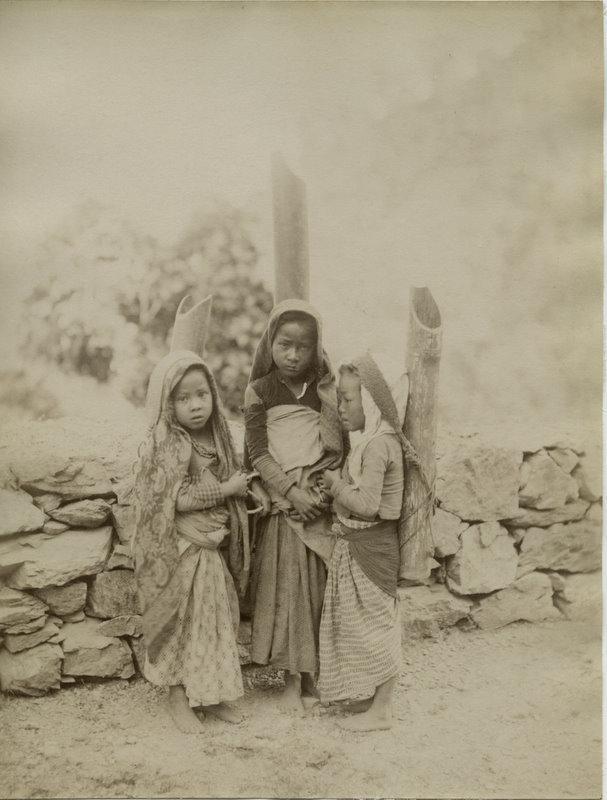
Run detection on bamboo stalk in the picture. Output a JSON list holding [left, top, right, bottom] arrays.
[[271, 153, 309, 303], [399, 287, 442, 584], [170, 294, 213, 357]]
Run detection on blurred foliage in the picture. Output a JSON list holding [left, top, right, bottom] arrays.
[[0, 369, 62, 421], [22, 201, 273, 414]]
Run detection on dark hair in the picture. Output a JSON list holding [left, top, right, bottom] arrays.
[[170, 363, 206, 395], [274, 311, 317, 340]]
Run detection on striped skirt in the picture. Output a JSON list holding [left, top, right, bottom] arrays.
[[318, 537, 401, 702]]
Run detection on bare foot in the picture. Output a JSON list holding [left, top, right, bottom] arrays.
[[300, 672, 318, 698], [343, 698, 374, 714], [168, 687, 204, 734], [338, 709, 392, 732], [301, 695, 320, 711], [203, 703, 243, 724], [279, 674, 305, 714]]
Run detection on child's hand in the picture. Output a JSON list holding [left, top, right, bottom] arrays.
[[248, 479, 272, 516], [222, 472, 248, 498], [320, 469, 340, 496], [286, 487, 323, 522]]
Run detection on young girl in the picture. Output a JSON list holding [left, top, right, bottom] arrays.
[[244, 299, 344, 712], [319, 352, 415, 731], [132, 349, 250, 733]]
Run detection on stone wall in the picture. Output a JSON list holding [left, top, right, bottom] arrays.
[[0, 418, 601, 695]]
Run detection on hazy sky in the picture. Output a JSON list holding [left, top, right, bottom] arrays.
[[1, 1, 602, 432]]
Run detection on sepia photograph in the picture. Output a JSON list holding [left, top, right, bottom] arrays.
[[0, 1, 602, 798]]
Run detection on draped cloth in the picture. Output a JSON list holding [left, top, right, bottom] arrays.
[[338, 519, 400, 599], [131, 350, 249, 664], [246, 299, 343, 465], [318, 524, 401, 703], [339, 351, 431, 576], [318, 352, 409, 702], [245, 300, 344, 673]]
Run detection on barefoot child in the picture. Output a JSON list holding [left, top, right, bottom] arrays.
[[318, 352, 416, 731], [132, 350, 250, 733], [244, 300, 343, 711]]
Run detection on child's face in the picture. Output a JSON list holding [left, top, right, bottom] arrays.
[[171, 368, 213, 432], [272, 320, 316, 381], [338, 371, 365, 432]]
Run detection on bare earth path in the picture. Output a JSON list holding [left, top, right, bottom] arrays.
[[1, 616, 601, 799]]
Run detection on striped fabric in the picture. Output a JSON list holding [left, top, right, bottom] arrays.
[[318, 538, 401, 703]]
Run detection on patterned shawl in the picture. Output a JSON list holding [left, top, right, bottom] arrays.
[[245, 299, 343, 462], [132, 349, 249, 663]]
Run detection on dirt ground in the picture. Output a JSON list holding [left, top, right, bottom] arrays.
[[0, 614, 601, 800]]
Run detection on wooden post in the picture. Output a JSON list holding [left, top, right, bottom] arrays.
[[399, 287, 442, 585], [170, 294, 213, 358], [271, 153, 309, 303]]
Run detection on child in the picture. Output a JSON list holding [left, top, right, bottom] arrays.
[[244, 299, 344, 712], [132, 349, 250, 734], [318, 352, 414, 731]]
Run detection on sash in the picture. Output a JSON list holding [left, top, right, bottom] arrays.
[[266, 405, 324, 473], [175, 509, 230, 550], [336, 518, 399, 598], [263, 405, 339, 565]]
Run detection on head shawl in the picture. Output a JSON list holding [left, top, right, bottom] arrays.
[[340, 351, 431, 575], [247, 299, 343, 460], [341, 352, 410, 488], [132, 349, 249, 663]]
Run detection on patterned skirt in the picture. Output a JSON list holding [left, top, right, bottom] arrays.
[[250, 513, 326, 674], [144, 540, 243, 707], [318, 537, 401, 703]]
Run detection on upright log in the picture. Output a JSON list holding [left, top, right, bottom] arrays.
[[399, 287, 442, 585], [170, 294, 213, 358], [271, 153, 310, 302]]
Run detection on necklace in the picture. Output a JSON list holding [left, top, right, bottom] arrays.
[[190, 436, 216, 458]]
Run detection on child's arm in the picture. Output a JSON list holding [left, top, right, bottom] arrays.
[[328, 437, 391, 521], [243, 383, 297, 498], [175, 470, 247, 512], [244, 383, 322, 521]]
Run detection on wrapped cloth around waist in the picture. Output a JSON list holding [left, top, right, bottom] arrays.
[[175, 509, 229, 550], [266, 404, 323, 473], [334, 518, 399, 598]]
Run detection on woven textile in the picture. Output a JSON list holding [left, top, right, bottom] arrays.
[[318, 537, 401, 703], [144, 541, 243, 707], [250, 513, 326, 674]]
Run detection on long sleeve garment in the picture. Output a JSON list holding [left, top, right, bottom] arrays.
[[175, 448, 225, 512], [244, 370, 321, 497], [332, 433, 404, 522]]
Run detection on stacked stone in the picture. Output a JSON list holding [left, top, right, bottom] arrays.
[[0, 417, 601, 694], [398, 433, 602, 637], [0, 453, 142, 696], [0, 416, 253, 696]]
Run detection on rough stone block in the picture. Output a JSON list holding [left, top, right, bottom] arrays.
[[397, 584, 472, 637], [470, 572, 561, 629], [33, 582, 87, 617], [517, 517, 601, 575], [0, 586, 47, 633], [5, 527, 113, 590], [0, 489, 45, 538], [0, 643, 63, 695], [86, 570, 140, 619], [446, 522, 518, 595], [436, 441, 522, 521], [519, 450, 579, 510], [49, 499, 112, 529]]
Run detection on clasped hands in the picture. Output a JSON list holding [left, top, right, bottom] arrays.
[[286, 469, 341, 523]]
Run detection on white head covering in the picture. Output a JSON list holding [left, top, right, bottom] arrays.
[[340, 352, 409, 488]]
